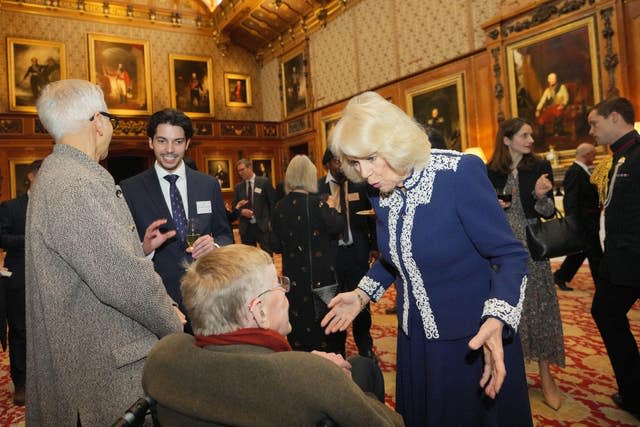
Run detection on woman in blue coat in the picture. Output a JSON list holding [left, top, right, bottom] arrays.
[[321, 92, 532, 426]]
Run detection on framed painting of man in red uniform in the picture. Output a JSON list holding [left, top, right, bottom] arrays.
[[224, 73, 252, 108], [506, 16, 601, 153], [88, 34, 152, 116]]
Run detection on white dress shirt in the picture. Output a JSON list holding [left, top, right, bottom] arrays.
[[154, 160, 189, 218]]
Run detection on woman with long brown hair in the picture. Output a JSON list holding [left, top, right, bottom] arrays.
[[487, 117, 565, 410]]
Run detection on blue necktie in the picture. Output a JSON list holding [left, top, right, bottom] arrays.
[[164, 174, 187, 241]]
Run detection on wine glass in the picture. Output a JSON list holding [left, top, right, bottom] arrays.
[[186, 218, 200, 247]]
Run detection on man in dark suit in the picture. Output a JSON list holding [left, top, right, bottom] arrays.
[[588, 97, 640, 420], [318, 149, 378, 359], [553, 143, 602, 291], [120, 109, 232, 319], [232, 158, 275, 254], [0, 159, 41, 406]]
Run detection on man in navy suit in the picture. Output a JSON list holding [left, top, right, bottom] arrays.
[[318, 149, 378, 359], [553, 142, 602, 291], [120, 109, 232, 320], [0, 159, 41, 406], [232, 159, 275, 254]]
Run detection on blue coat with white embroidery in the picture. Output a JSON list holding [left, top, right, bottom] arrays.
[[359, 150, 528, 340]]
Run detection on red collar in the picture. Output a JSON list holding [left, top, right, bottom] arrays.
[[195, 328, 292, 352]]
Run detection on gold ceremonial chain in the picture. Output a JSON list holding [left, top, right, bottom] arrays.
[[590, 157, 612, 207]]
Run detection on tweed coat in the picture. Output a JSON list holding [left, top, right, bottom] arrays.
[[143, 333, 404, 426], [25, 144, 183, 426]]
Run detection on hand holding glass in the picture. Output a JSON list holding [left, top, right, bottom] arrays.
[[186, 218, 200, 247]]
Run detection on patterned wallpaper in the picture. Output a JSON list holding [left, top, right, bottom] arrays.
[[0, 10, 263, 120], [263, 0, 503, 112], [308, 10, 360, 112], [259, 59, 281, 122], [1, 0, 515, 120]]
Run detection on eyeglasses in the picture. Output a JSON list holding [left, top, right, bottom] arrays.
[[247, 276, 291, 311], [89, 111, 119, 130]]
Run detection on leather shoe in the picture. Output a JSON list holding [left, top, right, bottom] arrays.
[[555, 280, 574, 291], [612, 393, 640, 421], [13, 384, 25, 406]]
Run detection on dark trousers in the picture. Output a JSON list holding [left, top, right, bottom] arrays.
[[335, 243, 373, 355], [5, 284, 26, 387], [555, 229, 602, 285], [240, 222, 272, 255], [591, 267, 640, 411], [349, 355, 385, 402]]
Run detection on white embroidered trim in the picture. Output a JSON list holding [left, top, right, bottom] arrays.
[[482, 275, 527, 331], [358, 276, 385, 301], [378, 152, 461, 338]]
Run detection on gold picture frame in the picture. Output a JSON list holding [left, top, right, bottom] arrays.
[[406, 73, 467, 151], [320, 112, 341, 155], [224, 73, 252, 108], [9, 158, 41, 198], [205, 158, 233, 191], [170, 54, 215, 117], [7, 38, 66, 113], [506, 16, 601, 154], [88, 34, 152, 116], [280, 46, 310, 118], [251, 158, 275, 187]]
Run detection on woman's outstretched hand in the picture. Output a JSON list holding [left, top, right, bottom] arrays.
[[320, 290, 367, 334]]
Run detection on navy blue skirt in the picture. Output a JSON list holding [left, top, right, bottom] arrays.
[[396, 326, 532, 426]]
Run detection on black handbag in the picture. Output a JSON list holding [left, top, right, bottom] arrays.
[[525, 210, 586, 261]]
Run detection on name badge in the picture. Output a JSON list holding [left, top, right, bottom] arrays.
[[347, 192, 360, 202], [196, 201, 212, 214], [254, 187, 263, 194]]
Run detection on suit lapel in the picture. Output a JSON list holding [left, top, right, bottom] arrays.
[[142, 168, 173, 219], [185, 167, 198, 218]]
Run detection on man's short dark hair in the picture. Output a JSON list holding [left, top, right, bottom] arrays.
[[591, 97, 636, 125], [147, 108, 194, 140], [322, 148, 335, 165]]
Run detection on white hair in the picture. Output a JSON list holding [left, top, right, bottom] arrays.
[[36, 79, 107, 141]]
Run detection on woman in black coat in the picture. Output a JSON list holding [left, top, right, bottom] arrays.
[[271, 155, 346, 355]]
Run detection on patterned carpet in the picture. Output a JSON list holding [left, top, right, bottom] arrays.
[[2, 260, 640, 426]]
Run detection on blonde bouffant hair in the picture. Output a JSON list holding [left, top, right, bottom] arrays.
[[181, 244, 274, 335], [329, 91, 431, 183]]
